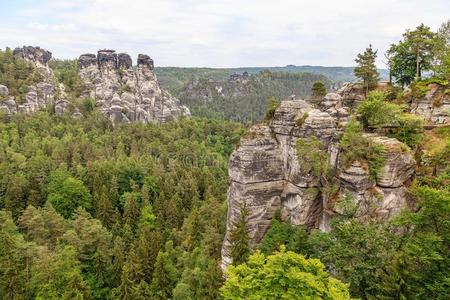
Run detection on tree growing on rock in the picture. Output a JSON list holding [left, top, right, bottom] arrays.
[[310, 81, 327, 102], [404, 23, 435, 79], [229, 202, 251, 266], [354, 44, 380, 95]]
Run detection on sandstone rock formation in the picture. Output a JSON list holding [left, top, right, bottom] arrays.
[[221, 98, 416, 270], [0, 46, 59, 115], [410, 83, 450, 124], [78, 49, 189, 124]]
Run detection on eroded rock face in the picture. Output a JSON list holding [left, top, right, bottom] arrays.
[[221, 99, 416, 270], [410, 83, 450, 124], [13, 46, 52, 66], [78, 49, 189, 124], [8, 46, 59, 114]]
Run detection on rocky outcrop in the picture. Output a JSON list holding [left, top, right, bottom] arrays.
[[78, 49, 189, 124], [13, 46, 52, 67], [0, 46, 59, 115], [221, 99, 416, 270], [410, 83, 450, 124]]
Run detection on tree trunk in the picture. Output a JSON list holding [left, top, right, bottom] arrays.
[[416, 53, 420, 79]]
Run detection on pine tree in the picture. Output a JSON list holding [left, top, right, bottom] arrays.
[[310, 81, 327, 102], [404, 23, 435, 78], [354, 44, 380, 94], [229, 202, 251, 266], [0, 211, 27, 299], [150, 246, 179, 300], [96, 185, 117, 229]]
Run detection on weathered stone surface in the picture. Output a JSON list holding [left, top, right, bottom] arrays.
[[97, 49, 117, 70], [221, 99, 416, 270], [137, 54, 154, 70], [54, 99, 70, 115], [118, 53, 132, 69], [13, 46, 52, 66], [410, 83, 450, 124], [78, 54, 97, 69], [0, 84, 8, 97], [78, 50, 189, 124], [336, 82, 366, 109]]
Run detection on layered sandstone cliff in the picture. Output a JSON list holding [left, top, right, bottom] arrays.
[[78, 50, 190, 124], [0, 46, 60, 115], [1, 46, 189, 124], [221, 92, 417, 269]]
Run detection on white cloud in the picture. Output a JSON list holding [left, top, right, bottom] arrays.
[[0, 0, 449, 67]]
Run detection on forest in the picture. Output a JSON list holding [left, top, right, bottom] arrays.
[[0, 19, 449, 300]]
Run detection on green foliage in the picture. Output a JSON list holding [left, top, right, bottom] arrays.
[[263, 96, 280, 123], [354, 44, 379, 93], [404, 23, 436, 78], [49, 59, 84, 97], [311, 81, 327, 99], [310, 220, 399, 298], [229, 203, 251, 266], [47, 176, 92, 218], [339, 119, 385, 180], [391, 113, 424, 148], [296, 136, 330, 177], [221, 248, 352, 300], [433, 20, 450, 78], [0, 47, 43, 103], [0, 112, 243, 298], [357, 91, 403, 128], [179, 71, 331, 123], [258, 215, 311, 256]]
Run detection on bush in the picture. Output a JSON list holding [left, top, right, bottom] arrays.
[[391, 114, 424, 148], [263, 97, 280, 123], [221, 248, 352, 299], [340, 119, 385, 180], [357, 91, 403, 128], [296, 136, 330, 177]]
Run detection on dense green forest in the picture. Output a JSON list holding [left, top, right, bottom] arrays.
[[0, 111, 243, 299], [0, 20, 449, 300], [155, 65, 389, 93], [178, 71, 331, 123]]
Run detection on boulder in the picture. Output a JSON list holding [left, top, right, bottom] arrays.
[[78, 54, 97, 69], [13, 46, 52, 65], [118, 53, 132, 69], [137, 54, 154, 70], [0, 84, 8, 97], [97, 49, 117, 69]]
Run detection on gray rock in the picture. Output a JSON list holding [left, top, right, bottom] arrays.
[[118, 53, 132, 69], [78, 49, 189, 125], [221, 100, 416, 270], [410, 83, 450, 124], [137, 54, 154, 70], [0, 85, 8, 97], [78, 54, 97, 69], [54, 99, 71, 115], [13, 46, 52, 65], [98, 49, 117, 69]]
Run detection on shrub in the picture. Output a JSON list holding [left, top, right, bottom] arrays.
[[357, 91, 403, 128], [340, 119, 385, 180], [263, 97, 280, 123], [391, 113, 424, 148], [296, 136, 330, 177]]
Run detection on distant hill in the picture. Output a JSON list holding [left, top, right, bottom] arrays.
[[155, 65, 389, 94], [176, 70, 331, 123]]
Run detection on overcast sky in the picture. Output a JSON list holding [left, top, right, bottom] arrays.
[[0, 0, 449, 68]]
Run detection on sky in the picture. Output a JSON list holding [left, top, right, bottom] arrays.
[[0, 0, 449, 68]]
